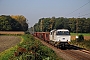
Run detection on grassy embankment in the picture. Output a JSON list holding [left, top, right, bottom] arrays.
[[70, 33, 90, 50], [0, 34, 63, 60]]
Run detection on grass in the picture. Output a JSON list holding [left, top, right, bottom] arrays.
[[70, 40, 90, 50], [71, 33, 90, 36], [12, 34, 62, 60], [0, 46, 18, 60], [0, 34, 63, 60]]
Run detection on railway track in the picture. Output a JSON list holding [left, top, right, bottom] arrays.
[[35, 37, 90, 60], [63, 50, 90, 60]]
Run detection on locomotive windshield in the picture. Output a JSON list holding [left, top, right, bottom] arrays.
[[56, 31, 70, 35]]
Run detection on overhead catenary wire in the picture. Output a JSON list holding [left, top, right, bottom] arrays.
[[71, 8, 90, 17], [80, 13, 90, 17], [66, 1, 90, 17], [65, 1, 90, 37]]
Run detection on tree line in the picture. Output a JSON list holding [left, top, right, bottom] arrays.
[[0, 15, 28, 31], [31, 17, 90, 33]]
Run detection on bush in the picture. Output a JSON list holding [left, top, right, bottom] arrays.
[[76, 35, 84, 42], [8, 34, 61, 60]]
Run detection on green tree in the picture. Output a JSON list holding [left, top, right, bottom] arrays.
[[0, 15, 12, 31], [33, 17, 90, 33], [11, 15, 28, 31], [0, 15, 28, 31]]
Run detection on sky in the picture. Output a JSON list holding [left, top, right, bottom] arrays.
[[0, 0, 90, 27]]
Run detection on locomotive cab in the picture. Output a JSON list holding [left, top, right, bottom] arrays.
[[56, 29, 70, 42], [49, 29, 71, 48]]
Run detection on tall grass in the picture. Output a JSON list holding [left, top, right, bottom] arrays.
[[11, 34, 62, 60], [0, 34, 63, 60], [70, 40, 90, 50], [71, 33, 90, 36]]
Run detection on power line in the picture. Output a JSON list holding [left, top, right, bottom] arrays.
[[73, 8, 90, 17], [79, 8, 90, 13], [80, 13, 90, 17], [66, 1, 90, 17]]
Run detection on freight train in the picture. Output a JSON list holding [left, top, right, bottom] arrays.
[[34, 29, 71, 48]]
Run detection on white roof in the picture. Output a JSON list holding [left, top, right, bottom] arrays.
[[50, 29, 56, 32], [57, 29, 69, 31], [50, 29, 69, 32]]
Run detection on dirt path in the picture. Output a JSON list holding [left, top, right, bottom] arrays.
[[0, 36, 21, 53]]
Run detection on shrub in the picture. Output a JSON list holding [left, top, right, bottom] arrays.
[[76, 35, 84, 42], [8, 34, 61, 60]]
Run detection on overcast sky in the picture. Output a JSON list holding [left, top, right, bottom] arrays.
[[0, 0, 90, 27]]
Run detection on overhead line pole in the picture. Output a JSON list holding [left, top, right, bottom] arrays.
[[76, 13, 80, 39]]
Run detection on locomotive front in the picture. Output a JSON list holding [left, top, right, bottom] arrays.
[[56, 29, 70, 42], [49, 29, 71, 48]]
